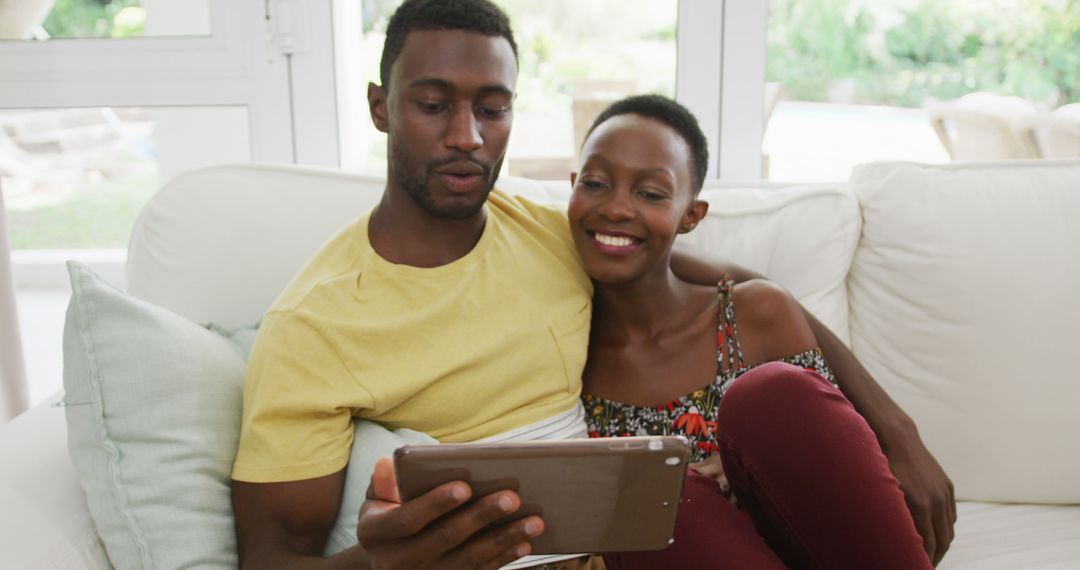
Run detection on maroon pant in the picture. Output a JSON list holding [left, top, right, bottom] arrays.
[[605, 362, 932, 570]]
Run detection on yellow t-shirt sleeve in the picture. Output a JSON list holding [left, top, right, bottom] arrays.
[[505, 193, 572, 233], [231, 310, 375, 483]]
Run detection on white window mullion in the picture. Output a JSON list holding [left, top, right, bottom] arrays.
[[275, 0, 341, 167], [677, 0, 768, 181], [718, 0, 768, 181], [676, 0, 724, 180]]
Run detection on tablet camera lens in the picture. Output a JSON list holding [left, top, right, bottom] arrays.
[[665, 456, 681, 466]]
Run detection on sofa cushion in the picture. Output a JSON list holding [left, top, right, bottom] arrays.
[[941, 502, 1080, 568], [125, 166, 573, 330], [126, 164, 384, 329], [127, 166, 859, 343], [678, 183, 861, 344], [0, 393, 112, 570], [847, 159, 1080, 503]]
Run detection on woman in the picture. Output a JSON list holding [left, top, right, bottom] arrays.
[[569, 95, 933, 569]]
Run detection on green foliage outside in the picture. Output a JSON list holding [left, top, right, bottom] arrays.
[[769, 0, 1080, 107], [41, 0, 145, 39], [6, 167, 156, 249], [15, 0, 1076, 249]]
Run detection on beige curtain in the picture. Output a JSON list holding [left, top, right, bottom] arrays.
[[0, 187, 28, 422]]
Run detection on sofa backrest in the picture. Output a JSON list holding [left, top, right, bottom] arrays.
[[127, 164, 381, 329], [131, 158, 1080, 504], [848, 159, 1080, 504], [126, 164, 860, 342]]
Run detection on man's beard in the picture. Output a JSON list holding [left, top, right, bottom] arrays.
[[390, 140, 503, 220]]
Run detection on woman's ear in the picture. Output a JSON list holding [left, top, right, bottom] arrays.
[[368, 82, 389, 133], [678, 199, 709, 234]]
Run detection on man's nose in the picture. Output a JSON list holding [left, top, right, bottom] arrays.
[[444, 106, 482, 152]]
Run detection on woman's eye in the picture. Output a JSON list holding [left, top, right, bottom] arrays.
[[578, 179, 606, 191], [638, 189, 668, 202]]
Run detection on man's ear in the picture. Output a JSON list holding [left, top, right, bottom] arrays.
[[678, 199, 709, 234], [368, 82, 389, 133]]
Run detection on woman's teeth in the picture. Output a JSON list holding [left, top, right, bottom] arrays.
[[595, 233, 636, 247]]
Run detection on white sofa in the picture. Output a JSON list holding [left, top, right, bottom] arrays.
[[2, 160, 1079, 568]]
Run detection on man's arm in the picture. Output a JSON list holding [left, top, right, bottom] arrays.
[[233, 471, 368, 569], [670, 247, 956, 566], [232, 464, 543, 570], [799, 309, 956, 565]]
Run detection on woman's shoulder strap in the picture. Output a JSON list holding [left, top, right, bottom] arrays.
[[716, 276, 746, 372]]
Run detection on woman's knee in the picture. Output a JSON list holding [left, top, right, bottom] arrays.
[[718, 362, 839, 431]]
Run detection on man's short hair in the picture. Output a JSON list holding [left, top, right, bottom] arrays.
[[380, 0, 519, 89], [587, 94, 710, 194]]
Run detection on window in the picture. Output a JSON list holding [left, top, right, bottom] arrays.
[[763, 0, 1079, 181], [335, 0, 678, 180], [1, 106, 249, 250], [0, 0, 211, 40]]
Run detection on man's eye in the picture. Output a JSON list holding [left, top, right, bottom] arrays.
[[477, 105, 509, 119], [419, 101, 447, 113]]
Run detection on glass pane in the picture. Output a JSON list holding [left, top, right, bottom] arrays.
[[336, 0, 678, 179], [764, 0, 1079, 182], [0, 0, 211, 41], [1, 105, 249, 250]]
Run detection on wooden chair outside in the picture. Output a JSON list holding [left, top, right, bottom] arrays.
[[926, 92, 1042, 160], [1035, 103, 1080, 159]]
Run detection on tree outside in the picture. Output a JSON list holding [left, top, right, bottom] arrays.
[[769, 0, 1080, 107], [41, 0, 145, 39]]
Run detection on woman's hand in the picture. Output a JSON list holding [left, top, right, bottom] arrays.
[[689, 455, 737, 505]]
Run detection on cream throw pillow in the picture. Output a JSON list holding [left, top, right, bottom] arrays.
[[847, 160, 1080, 503]]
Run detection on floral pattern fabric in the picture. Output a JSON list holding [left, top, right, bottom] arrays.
[[582, 278, 837, 462]]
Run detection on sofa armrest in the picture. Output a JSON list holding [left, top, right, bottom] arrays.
[[0, 393, 112, 569]]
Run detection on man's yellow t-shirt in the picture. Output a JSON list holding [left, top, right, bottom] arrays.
[[232, 190, 592, 483]]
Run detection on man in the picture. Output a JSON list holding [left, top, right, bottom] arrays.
[[232, 1, 955, 568]]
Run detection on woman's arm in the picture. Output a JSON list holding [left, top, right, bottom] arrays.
[[670, 246, 956, 565]]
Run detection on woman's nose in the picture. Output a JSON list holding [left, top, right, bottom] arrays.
[[597, 189, 634, 222]]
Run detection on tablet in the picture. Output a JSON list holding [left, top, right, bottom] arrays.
[[394, 435, 691, 555]]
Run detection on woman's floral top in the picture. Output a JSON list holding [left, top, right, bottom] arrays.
[[582, 278, 837, 462]]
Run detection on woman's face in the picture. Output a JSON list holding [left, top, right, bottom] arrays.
[[568, 114, 706, 285]]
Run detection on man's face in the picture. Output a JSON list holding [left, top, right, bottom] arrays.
[[371, 29, 517, 220]]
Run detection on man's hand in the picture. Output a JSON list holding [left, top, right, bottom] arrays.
[[356, 457, 545, 569], [668, 247, 957, 564], [805, 306, 957, 566], [879, 423, 956, 567]]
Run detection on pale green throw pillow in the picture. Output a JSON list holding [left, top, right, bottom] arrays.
[[63, 262, 248, 568], [326, 422, 435, 555], [62, 262, 434, 568]]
